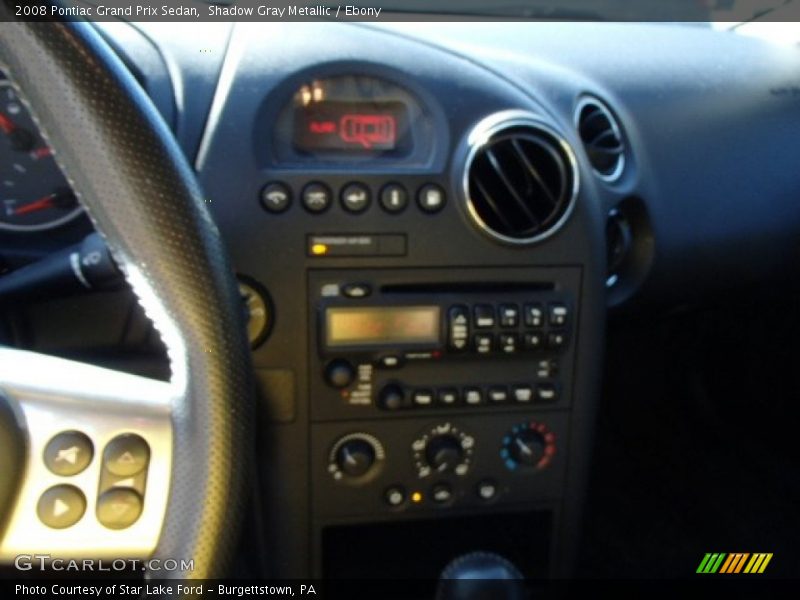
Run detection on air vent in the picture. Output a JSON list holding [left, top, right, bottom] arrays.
[[463, 115, 577, 245], [575, 98, 625, 181]]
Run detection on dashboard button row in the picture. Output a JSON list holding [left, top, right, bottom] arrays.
[[260, 180, 446, 215], [393, 383, 560, 409]]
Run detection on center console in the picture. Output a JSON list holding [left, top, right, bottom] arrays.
[[196, 23, 605, 584]]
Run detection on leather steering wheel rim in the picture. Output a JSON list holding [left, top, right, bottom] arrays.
[[0, 13, 254, 579]]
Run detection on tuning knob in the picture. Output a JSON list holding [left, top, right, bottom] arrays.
[[328, 433, 385, 482]]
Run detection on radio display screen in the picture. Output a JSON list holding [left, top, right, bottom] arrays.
[[293, 101, 408, 154], [325, 306, 440, 347]]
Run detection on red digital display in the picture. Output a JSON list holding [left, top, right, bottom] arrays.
[[294, 101, 407, 154]]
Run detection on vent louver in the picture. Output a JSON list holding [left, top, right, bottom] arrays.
[[576, 98, 625, 180], [464, 117, 577, 244]]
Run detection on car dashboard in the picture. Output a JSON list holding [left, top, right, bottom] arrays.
[[2, 20, 800, 583]]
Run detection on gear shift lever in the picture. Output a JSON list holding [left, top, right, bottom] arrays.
[[435, 552, 528, 600]]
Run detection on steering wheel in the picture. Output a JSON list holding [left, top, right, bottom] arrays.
[[0, 14, 254, 578]]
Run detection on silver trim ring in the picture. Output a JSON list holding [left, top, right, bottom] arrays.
[[460, 110, 580, 246], [573, 96, 626, 184]]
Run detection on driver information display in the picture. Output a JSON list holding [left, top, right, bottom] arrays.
[[325, 306, 440, 347]]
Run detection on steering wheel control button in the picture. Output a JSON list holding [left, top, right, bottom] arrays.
[[447, 305, 469, 352], [477, 480, 498, 501], [417, 184, 446, 213], [37, 485, 86, 529], [380, 183, 408, 213], [473, 304, 495, 328], [324, 359, 356, 389], [341, 182, 371, 213], [260, 182, 292, 213], [384, 486, 406, 507], [301, 182, 332, 213], [96, 488, 144, 530], [524, 303, 544, 328], [43, 431, 93, 476], [103, 434, 150, 477], [431, 483, 453, 504]]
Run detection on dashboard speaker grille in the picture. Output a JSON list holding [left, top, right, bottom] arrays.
[[465, 122, 576, 244], [576, 98, 625, 180]]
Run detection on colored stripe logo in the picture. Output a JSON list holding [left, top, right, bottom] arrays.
[[696, 553, 773, 574]]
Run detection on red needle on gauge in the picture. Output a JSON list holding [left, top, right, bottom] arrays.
[[14, 194, 56, 215]]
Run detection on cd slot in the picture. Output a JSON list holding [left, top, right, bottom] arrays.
[[380, 281, 555, 294]]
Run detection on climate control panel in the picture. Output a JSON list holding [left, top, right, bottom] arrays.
[[311, 413, 568, 519]]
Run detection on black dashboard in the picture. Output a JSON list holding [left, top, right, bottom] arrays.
[[3, 20, 800, 582]]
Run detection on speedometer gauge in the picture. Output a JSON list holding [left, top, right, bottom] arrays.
[[0, 76, 83, 232]]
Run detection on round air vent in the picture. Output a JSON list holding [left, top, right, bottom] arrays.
[[575, 98, 625, 181], [463, 114, 578, 245]]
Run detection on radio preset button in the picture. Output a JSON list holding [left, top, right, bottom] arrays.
[[537, 383, 559, 403], [524, 332, 543, 350], [499, 304, 519, 327], [474, 334, 493, 354], [464, 388, 483, 405], [474, 305, 495, 328], [547, 331, 567, 350], [341, 182, 371, 213], [380, 183, 408, 213], [524, 303, 544, 328], [301, 182, 332, 213], [260, 182, 292, 213], [447, 305, 469, 352], [489, 387, 509, 403], [324, 359, 356, 389], [413, 390, 434, 406], [548, 303, 569, 327], [499, 334, 518, 354], [512, 385, 534, 403], [438, 388, 459, 406]]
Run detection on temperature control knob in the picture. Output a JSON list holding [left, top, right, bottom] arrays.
[[425, 435, 464, 472], [508, 429, 545, 467], [501, 421, 556, 471], [328, 433, 385, 482]]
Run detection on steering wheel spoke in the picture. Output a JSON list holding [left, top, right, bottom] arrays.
[[0, 346, 173, 561]]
